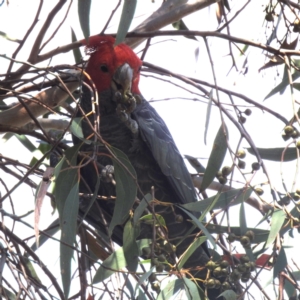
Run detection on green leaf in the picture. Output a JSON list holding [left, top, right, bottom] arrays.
[[182, 277, 202, 300], [1, 132, 14, 142], [53, 145, 80, 298], [205, 224, 269, 244], [0, 287, 16, 300], [133, 194, 151, 225], [204, 90, 213, 145], [71, 27, 82, 64], [265, 209, 286, 249], [13, 134, 46, 165], [29, 143, 51, 166], [70, 118, 84, 140], [184, 155, 206, 174], [264, 66, 300, 100], [178, 236, 207, 269], [78, 0, 91, 42], [139, 214, 166, 227], [123, 219, 139, 272], [200, 125, 228, 192], [115, 0, 137, 46], [93, 239, 151, 283], [137, 266, 155, 285], [292, 82, 300, 92], [54, 145, 79, 217], [172, 19, 197, 41], [218, 289, 237, 300], [28, 218, 60, 253], [93, 245, 126, 284], [137, 288, 148, 300], [23, 256, 42, 285], [284, 272, 296, 298], [181, 188, 252, 213], [61, 183, 79, 298], [247, 147, 297, 161], [240, 202, 255, 260], [108, 146, 137, 236], [273, 247, 287, 278], [157, 279, 185, 300], [179, 207, 216, 248]]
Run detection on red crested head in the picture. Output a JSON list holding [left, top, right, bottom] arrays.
[[81, 35, 142, 95]]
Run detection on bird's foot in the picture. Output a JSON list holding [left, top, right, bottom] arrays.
[[101, 165, 115, 183], [114, 91, 139, 134]]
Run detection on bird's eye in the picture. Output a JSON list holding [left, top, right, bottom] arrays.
[[100, 64, 109, 72]]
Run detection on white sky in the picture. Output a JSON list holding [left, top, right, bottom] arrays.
[[1, 0, 299, 299]]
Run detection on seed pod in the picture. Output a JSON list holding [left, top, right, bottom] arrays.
[[222, 282, 231, 290], [237, 149, 246, 159], [239, 116, 246, 124], [230, 269, 241, 281], [157, 254, 166, 262], [284, 125, 294, 135], [216, 170, 223, 179], [252, 162, 260, 171], [255, 187, 264, 196], [214, 279, 221, 289], [163, 241, 176, 253], [244, 108, 252, 116], [218, 176, 227, 185], [220, 260, 229, 268], [221, 268, 229, 277], [292, 130, 299, 138], [238, 159, 246, 169], [240, 255, 250, 264], [294, 193, 300, 200], [206, 260, 217, 271], [175, 214, 183, 223], [265, 12, 274, 22], [156, 263, 164, 272], [237, 264, 247, 273], [240, 236, 251, 248], [282, 133, 290, 141], [205, 278, 216, 289], [245, 230, 255, 241], [164, 264, 171, 272], [222, 166, 232, 176], [249, 261, 256, 271], [213, 267, 222, 278], [142, 247, 151, 258], [243, 262, 252, 272], [151, 258, 159, 267], [241, 272, 251, 282], [148, 273, 157, 282], [151, 282, 160, 292], [227, 232, 236, 243]]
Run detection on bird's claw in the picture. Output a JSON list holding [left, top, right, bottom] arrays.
[[115, 92, 139, 134], [101, 165, 115, 183]]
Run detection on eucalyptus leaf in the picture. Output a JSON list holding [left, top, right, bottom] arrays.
[[201, 125, 228, 192], [265, 209, 286, 249], [247, 147, 297, 161], [115, 0, 137, 45], [78, 0, 91, 41], [93, 239, 151, 283], [123, 219, 139, 272], [108, 146, 137, 236], [53, 145, 80, 298]]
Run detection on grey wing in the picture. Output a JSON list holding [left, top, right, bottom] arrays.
[[132, 100, 198, 205]]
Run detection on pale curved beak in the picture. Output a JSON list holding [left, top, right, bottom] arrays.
[[112, 63, 133, 97]]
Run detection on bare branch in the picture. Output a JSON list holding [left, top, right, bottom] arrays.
[[0, 81, 79, 127]]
